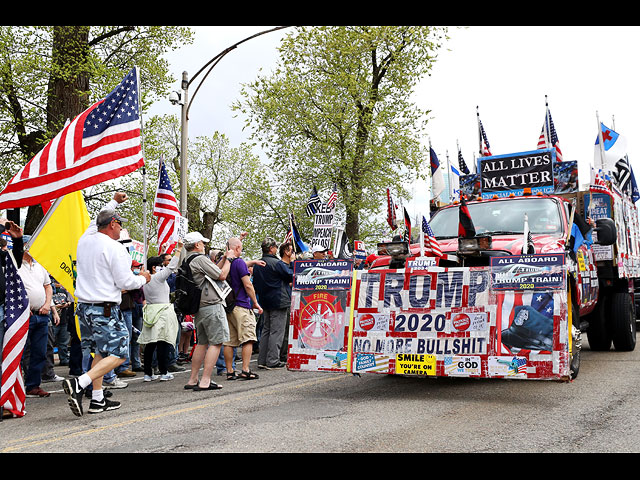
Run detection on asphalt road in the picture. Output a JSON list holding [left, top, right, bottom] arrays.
[[2, 336, 640, 454]]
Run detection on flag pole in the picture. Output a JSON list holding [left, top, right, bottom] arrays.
[[135, 66, 148, 264], [544, 95, 551, 147], [446, 149, 452, 203], [25, 196, 65, 249], [596, 111, 607, 172], [476, 106, 482, 157]]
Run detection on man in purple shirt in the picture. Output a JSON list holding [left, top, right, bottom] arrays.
[[222, 237, 263, 380]]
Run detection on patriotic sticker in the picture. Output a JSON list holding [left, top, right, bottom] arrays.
[[488, 356, 528, 377], [443, 356, 482, 376]]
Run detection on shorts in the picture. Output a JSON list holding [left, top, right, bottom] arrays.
[[224, 306, 257, 347], [76, 302, 129, 359], [194, 303, 229, 346]]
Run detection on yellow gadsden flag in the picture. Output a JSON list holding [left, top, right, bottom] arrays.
[[28, 190, 90, 296]]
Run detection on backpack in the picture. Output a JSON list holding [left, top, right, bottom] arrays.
[[223, 258, 237, 314], [174, 254, 203, 315]]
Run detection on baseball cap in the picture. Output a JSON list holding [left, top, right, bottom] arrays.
[[96, 209, 127, 227], [312, 244, 328, 253], [183, 232, 210, 244], [131, 259, 143, 268]]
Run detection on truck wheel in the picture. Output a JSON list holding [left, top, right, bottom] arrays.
[[611, 291, 637, 351], [570, 298, 581, 380], [586, 295, 612, 351]]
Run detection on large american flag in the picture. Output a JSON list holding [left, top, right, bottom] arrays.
[[1, 252, 30, 417], [537, 109, 563, 162], [422, 215, 442, 256], [154, 157, 181, 250], [0, 67, 144, 210]]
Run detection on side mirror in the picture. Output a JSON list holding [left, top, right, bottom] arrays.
[[594, 218, 617, 246]]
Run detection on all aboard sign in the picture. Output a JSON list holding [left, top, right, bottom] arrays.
[[480, 148, 555, 199]]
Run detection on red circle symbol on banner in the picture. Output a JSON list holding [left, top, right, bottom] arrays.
[[452, 313, 471, 331], [358, 314, 375, 331]]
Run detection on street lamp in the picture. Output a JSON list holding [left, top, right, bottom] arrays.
[[170, 26, 292, 218]]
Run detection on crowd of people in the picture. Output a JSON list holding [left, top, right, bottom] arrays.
[[0, 192, 301, 419]]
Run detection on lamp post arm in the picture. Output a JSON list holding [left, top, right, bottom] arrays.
[[185, 26, 292, 120]]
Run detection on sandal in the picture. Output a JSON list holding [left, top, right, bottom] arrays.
[[239, 370, 259, 380], [226, 371, 238, 380], [194, 382, 223, 391]]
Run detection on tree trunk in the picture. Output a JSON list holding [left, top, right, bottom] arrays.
[[24, 26, 91, 234]]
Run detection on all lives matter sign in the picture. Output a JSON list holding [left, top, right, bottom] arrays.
[[480, 149, 555, 199]]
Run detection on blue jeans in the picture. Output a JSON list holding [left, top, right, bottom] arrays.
[[24, 313, 50, 390]]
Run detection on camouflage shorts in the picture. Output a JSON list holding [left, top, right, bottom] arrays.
[[76, 302, 129, 359]]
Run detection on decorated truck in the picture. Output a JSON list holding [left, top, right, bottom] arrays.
[[285, 149, 639, 381]]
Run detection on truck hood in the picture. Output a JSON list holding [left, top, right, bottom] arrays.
[[436, 233, 566, 256], [370, 233, 566, 268]]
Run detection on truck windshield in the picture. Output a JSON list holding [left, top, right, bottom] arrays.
[[429, 197, 563, 238]]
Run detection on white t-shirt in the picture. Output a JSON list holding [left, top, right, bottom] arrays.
[[18, 259, 51, 311], [75, 201, 146, 304]]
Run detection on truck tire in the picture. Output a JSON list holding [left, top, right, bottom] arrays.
[[586, 295, 612, 351], [570, 297, 581, 380], [611, 291, 636, 351]]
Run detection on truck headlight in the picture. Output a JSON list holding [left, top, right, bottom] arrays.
[[458, 235, 492, 254]]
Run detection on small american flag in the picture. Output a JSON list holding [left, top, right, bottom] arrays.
[[422, 216, 442, 256], [1, 252, 30, 417], [306, 186, 322, 216], [537, 109, 563, 162], [458, 149, 470, 175], [327, 184, 338, 210], [0, 67, 144, 210], [478, 118, 492, 157], [154, 157, 181, 249]]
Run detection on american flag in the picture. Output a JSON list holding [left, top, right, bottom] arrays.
[[478, 118, 492, 156], [537, 109, 563, 162], [327, 184, 338, 210], [0, 67, 144, 210], [422, 216, 442, 256], [306, 186, 322, 216], [154, 157, 181, 249], [0, 252, 30, 417], [458, 149, 470, 175], [497, 290, 555, 355]]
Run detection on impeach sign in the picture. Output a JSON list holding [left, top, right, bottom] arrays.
[[480, 149, 555, 199]]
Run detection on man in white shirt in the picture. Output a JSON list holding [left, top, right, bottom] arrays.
[[18, 239, 56, 398], [63, 192, 151, 417]]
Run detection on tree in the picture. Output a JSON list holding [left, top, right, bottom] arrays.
[[0, 25, 193, 232], [234, 26, 448, 243]]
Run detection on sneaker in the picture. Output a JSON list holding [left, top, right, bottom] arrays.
[[62, 377, 84, 417], [159, 373, 174, 381], [265, 361, 286, 369], [87, 397, 121, 414], [42, 374, 65, 383], [144, 374, 159, 382], [116, 369, 136, 378], [167, 364, 185, 373], [26, 387, 50, 398], [103, 378, 128, 389]]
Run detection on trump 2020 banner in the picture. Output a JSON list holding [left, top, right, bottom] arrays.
[[287, 264, 574, 380]]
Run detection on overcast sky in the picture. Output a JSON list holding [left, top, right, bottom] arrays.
[[150, 26, 640, 220]]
